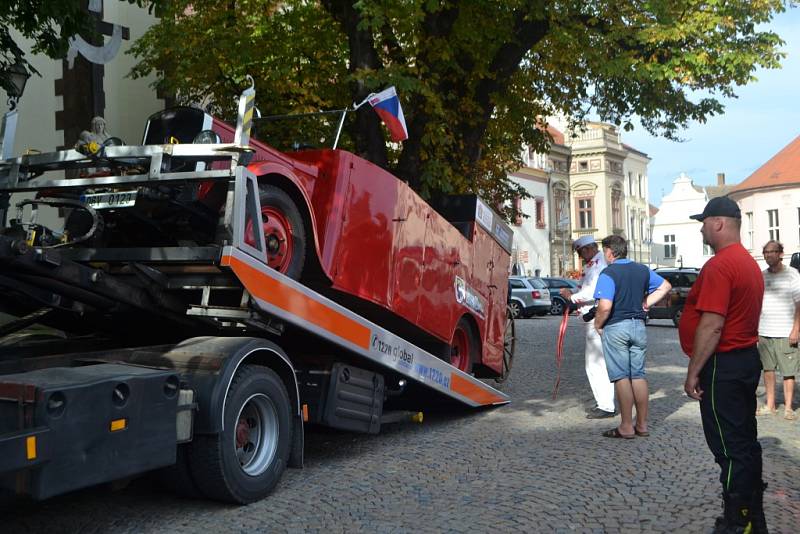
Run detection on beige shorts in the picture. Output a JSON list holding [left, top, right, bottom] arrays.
[[758, 336, 800, 377]]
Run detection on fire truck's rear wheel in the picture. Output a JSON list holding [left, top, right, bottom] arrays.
[[188, 365, 292, 504], [495, 307, 516, 383], [256, 184, 307, 279], [450, 318, 477, 374]]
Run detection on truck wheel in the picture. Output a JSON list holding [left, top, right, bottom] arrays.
[[249, 184, 306, 279], [495, 307, 516, 383], [188, 365, 292, 504], [450, 318, 477, 374]]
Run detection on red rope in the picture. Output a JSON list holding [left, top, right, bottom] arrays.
[[552, 304, 570, 399]]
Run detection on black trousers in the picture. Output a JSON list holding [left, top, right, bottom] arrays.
[[698, 345, 763, 496]]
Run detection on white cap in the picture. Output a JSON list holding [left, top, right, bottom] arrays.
[[573, 235, 596, 251]]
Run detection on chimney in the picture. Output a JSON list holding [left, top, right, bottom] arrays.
[[717, 172, 725, 186]]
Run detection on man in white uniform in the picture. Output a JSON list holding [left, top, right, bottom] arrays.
[[561, 235, 616, 418], [756, 239, 800, 420]]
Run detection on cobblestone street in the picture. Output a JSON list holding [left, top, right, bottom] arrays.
[[4, 316, 799, 533]]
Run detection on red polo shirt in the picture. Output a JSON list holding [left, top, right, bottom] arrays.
[[678, 242, 764, 356]]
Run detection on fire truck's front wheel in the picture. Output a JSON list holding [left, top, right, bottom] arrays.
[[189, 365, 292, 504], [250, 184, 307, 279]]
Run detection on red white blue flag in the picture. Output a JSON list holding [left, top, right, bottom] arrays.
[[368, 86, 408, 142]]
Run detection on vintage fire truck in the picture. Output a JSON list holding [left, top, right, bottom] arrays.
[[0, 84, 514, 504]]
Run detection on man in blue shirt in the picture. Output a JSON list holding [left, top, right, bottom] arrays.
[[593, 235, 671, 439]]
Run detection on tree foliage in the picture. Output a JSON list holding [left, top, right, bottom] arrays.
[[130, 1, 785, 215]]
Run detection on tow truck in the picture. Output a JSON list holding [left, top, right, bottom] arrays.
[[0, 83, 514, 503]]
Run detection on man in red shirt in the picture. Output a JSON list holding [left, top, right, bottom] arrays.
[[680, 197, 766, 534]]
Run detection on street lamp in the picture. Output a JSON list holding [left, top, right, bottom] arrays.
[[4, 61, 30, 111], [2, 60, 30, 160]]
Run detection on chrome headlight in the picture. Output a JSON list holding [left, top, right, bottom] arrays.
[[193, 130, 221, 144]]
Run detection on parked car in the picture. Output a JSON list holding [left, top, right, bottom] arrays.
[[541, 277, 580, 315], [648, 267, 700, 326], [508, 276, 552, 318]]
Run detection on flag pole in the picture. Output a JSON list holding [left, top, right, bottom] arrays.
[[333, 92, 376, 149], [332, 110, 347, 150]]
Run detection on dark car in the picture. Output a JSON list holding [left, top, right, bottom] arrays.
[[541, 277, 580, 315], [648, 267, 700, 326]]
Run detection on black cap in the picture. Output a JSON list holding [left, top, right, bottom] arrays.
[[690, 196, 741, 221]]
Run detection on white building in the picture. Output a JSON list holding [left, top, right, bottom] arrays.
[[651, 173, 710, 268], [729, 135, 800, 268], [508, 166, 551, 276], [623, 144, 652, 264]]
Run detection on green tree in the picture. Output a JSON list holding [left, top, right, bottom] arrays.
[[131, 0, 785, 215]]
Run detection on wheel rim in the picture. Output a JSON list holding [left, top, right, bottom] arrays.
[[234, 393, 280, 476], [244, 206, 295, 273], [509, 302, 520, 319], [450, 326, 471, 372], [261, 206, 294, 272], [551, 299, 563, 315]]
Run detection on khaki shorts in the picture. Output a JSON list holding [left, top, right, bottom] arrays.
[[758, 336, 800, 376]]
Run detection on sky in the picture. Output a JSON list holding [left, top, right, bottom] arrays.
[[620, 8, 800, 206]]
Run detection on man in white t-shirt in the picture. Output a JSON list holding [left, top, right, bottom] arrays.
[[560, 235, 616, 418], [757, 240, 800, 420]]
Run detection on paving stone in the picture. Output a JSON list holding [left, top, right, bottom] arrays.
[[2, 315, 798, 533]]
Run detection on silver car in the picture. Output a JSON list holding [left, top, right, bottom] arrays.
[[508, 276, 552, 319]]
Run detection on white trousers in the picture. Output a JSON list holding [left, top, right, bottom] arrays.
[[585, 323, 615, 412]]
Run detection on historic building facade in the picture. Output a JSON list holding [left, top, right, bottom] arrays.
[[651, 172, 734, 268], [508, 122, 650, 276], [565, 122, 649, 270]]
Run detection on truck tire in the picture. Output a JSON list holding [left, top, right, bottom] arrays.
[[188, 365, 292, 504], [154, 444, 203, 499], [255, 184, 307, 280], [450, 318, 477, 374]]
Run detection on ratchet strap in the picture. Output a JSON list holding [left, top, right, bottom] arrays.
[[552, 304, 570, 399]]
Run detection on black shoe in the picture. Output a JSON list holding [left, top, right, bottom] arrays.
[[586, 408, 616, 419]]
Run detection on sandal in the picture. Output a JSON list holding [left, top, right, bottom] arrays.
[[756, 405, 778, 416], [602, 428, 635, 439], [785, 409, 796, 421]]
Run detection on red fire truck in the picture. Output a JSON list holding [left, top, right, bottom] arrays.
[[0, 84, 514, 504]]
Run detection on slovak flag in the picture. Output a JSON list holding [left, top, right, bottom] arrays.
[[368, 86, 408, 142]]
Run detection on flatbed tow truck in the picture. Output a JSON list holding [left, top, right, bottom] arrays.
[[0, 85, 514, 504]]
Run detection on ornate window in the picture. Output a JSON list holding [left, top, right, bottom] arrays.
[[553, 184, 569, 233], [577, 197, 594, 229], [611, 186, 623, 230]]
